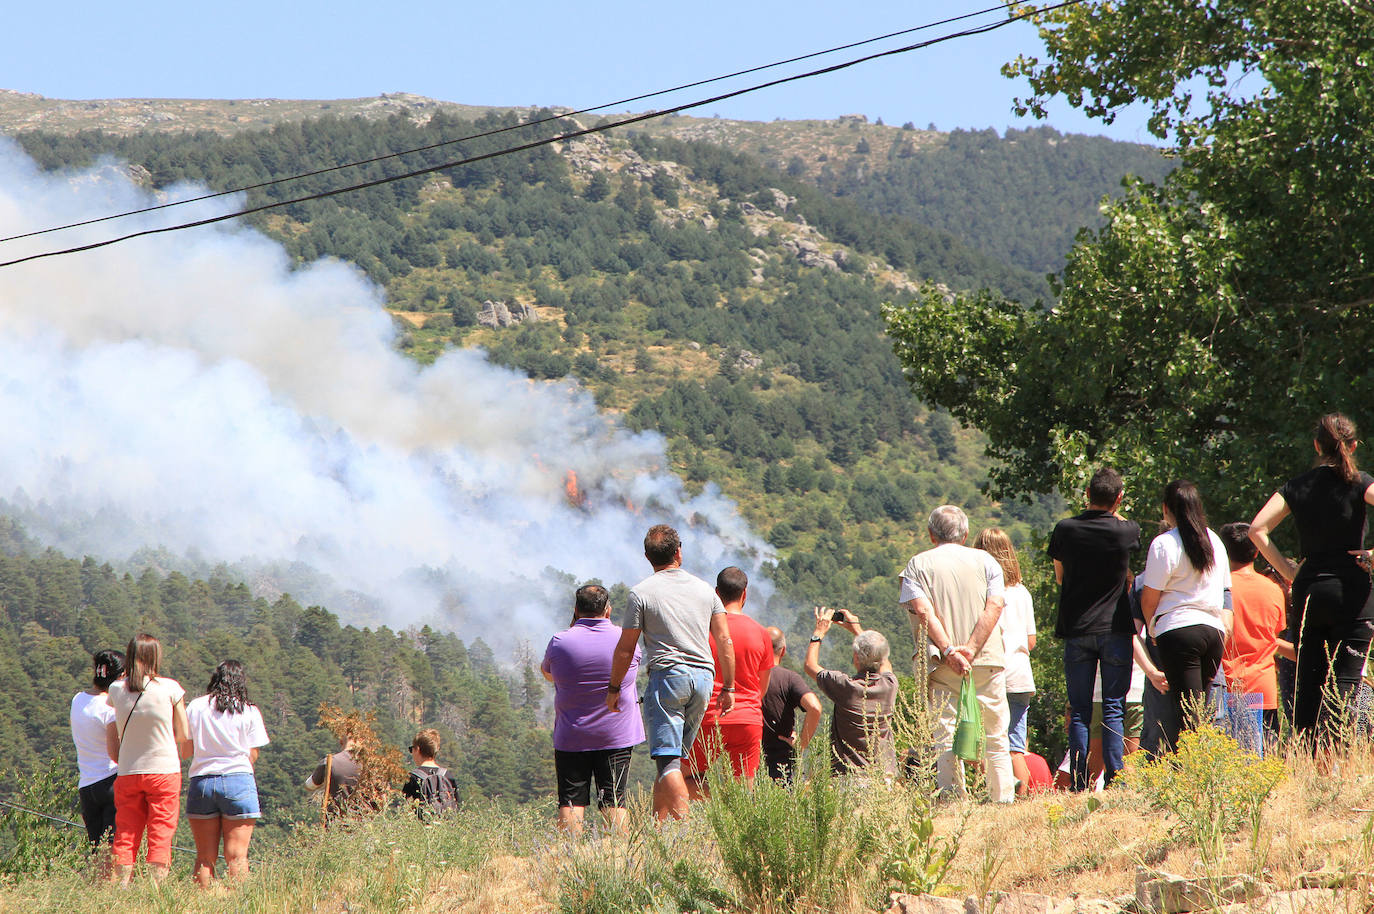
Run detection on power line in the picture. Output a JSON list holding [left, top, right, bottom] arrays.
[[0, 0, 1084, 270], [0, 797, 204, 857], [0, 2, 1019, 247]]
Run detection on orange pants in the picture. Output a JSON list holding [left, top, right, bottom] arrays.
[[111, 773, 181, 866], [684, 720, 762, 779]]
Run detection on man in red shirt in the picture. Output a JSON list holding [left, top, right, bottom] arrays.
[[685, 567, 774, 797], [1220, 522, 1295, 742]]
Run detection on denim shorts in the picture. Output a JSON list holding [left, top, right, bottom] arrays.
[[1006, 691, 1033, 754], [643, 666, 713, 759], [186, 773, 261, 820]]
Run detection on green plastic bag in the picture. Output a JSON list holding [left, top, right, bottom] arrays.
[[952, 675, 984, 761]]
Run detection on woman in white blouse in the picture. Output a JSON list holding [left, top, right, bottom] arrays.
[[184, 660, 270, 888], [1140, 480, 1232, 753], [975, 527, 1037, 795], [70, 649, 124, 852]]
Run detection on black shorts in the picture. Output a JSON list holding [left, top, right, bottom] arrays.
[[78, 773, 118, 845], [555, 746, 633, 809]]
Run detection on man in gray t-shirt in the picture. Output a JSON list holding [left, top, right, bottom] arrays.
[[608, 524, 736, 820]]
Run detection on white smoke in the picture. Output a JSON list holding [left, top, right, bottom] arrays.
[[0, 141, 772, 645]]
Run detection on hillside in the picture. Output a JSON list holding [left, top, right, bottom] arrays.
[[0, 92, 1170, 281], [10, 111, 1061, 644], [641, 114, 1173, 276], [0, 89, 513, 135]]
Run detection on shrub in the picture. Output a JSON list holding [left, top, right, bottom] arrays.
[[556, 806, 732, 914], [0, 759, 86, 883], [1123, 722, 1284, 873], [703, 742, 884, 912]]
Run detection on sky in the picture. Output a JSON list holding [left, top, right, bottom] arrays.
[[4, 1, 1160, 144]]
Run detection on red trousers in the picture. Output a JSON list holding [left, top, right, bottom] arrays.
[[111, 772, 181, 866], [684, 719, 762, 779]]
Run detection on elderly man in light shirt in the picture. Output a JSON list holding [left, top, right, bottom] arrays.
[[900, 504, 1013, 802]]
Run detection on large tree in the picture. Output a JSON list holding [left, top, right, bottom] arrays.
[[883, 0, 1374, 520]]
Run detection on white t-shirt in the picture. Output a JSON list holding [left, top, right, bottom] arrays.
[[70, 692, 118, 787], [108, 676, 186, 775], [1140, 528, 1232, 637], [186, 694, 270, 777], [1000, 583, 1037, 693]]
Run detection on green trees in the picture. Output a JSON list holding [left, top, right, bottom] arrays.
[[0, 540, 560, 823], [885, 0, 1374, 518]]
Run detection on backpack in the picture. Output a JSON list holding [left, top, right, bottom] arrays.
[[409, 766, 459, 818]]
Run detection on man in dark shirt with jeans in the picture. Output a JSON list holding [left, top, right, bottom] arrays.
[[1048, 467, 1140, 790]]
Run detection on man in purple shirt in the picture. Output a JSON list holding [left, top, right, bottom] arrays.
[[541, 583, 645, 833]]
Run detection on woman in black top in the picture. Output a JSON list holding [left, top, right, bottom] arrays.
[[1250, 413, 1374, 748]]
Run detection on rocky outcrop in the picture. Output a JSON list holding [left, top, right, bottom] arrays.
[[781, 237, 846, 272], [476, 300, 537, 329]]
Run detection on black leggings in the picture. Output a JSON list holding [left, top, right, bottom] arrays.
[[1292, 569, 1374, 747], [78, 773, 117, 846], [1154, 624, 1224, 752]]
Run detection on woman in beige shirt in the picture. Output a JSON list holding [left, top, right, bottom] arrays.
[[106, 633, 189, 884]]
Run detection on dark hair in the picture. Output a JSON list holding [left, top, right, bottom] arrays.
[[1163, 480, 1214, 573], [716, 566, 748, 603], [125, 633, 162, 692], [207, 659, 252, 714], [1087, 467, 1124, 507], [573, 583, 609, 619], [1315, 413, 1359, 484], [643, 524, 681, 567], [1219, 522, 1257, 566], [92, 650, 125, 692]]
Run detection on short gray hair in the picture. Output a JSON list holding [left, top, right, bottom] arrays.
[[927, 505, 969, 544], [852, 631, 890, 673]]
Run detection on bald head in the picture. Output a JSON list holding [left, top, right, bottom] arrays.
[[766, 625, 786, 659]]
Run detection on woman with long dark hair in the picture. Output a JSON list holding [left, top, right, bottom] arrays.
[[1250, 413, 1374, 748], [70, 649, 125, 853], [1140, 481, 1232, 752], [185, 660, 269, 889], [105, 633, 189, 885]]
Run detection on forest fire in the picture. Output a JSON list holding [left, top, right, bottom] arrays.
[[564, 469, 587, 508]]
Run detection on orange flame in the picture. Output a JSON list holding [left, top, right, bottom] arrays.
[[564, 469, 587, 508]]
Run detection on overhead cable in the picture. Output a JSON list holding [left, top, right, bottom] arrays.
[[0, 2, 1020, 246], [0, 0, 1085, 270]]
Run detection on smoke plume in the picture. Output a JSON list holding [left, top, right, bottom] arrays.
[[0, 142, 772, 646]]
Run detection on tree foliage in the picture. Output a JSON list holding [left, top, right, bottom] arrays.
[[887, 0, 1374, 519], [0, 521, 554, 832]]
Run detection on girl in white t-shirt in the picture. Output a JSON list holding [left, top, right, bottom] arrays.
[[1140, 480, 1232, 753], [70, 649, 124, 851], [186, 660, 270, 889], [974, 527, 1037, 796]]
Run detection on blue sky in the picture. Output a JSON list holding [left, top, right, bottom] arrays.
[[6, 1, 1158, 144]]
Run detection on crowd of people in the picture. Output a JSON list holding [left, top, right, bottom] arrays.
[[69, 634, 270, 886], [540, 412, 1374, 823], [69, 634, 453, 886], [69, 410, 1374, 874]]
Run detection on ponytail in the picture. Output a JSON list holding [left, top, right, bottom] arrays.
[[1163, 480, 1213, 574], [1315, 413, 1359, 484]]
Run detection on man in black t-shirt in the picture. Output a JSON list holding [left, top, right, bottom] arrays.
[[1047, 467, 1140, 790], [761, 627, 822, 782]]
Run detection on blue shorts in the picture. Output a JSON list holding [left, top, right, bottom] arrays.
[[643, 666, 713, 759], [1007, 691, 1033, 754], [186, 773, 261, 820]]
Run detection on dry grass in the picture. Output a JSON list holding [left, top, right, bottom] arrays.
[[939, 736, 1374, 905]]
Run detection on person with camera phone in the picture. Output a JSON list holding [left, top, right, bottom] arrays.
[[803, 605, 897, 776]]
